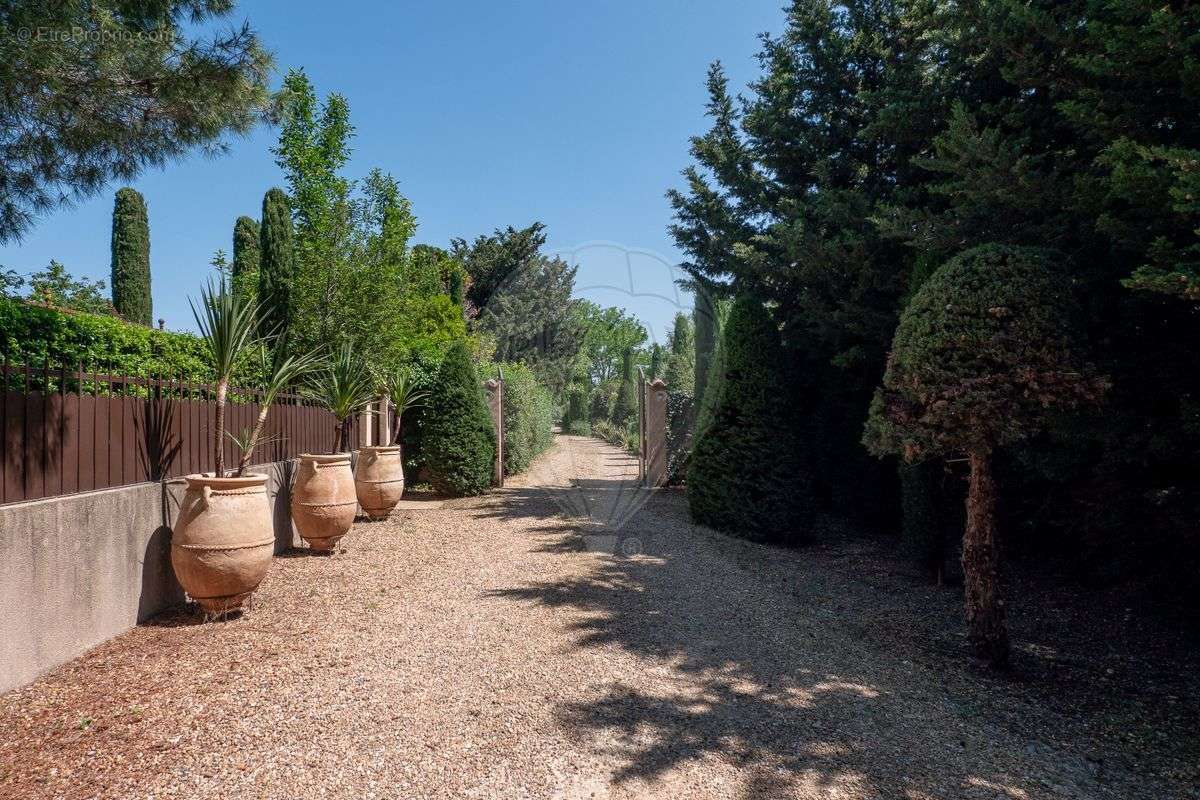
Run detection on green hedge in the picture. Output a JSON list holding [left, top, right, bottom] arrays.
[[479, 360, 555, 476], [0, 297, 272, 388]]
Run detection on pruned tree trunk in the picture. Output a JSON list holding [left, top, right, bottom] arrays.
[[963, 447, 1009, 667], [214, 379, 228, 478], [338, 417, 352, 453]]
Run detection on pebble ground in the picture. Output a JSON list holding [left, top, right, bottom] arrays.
[[0, 435, 1194, 799]]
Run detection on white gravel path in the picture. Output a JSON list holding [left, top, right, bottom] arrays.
[[0, 435, 1192, 799]]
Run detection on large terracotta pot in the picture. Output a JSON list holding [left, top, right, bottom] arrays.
[[354, 445, 405, 520], [291, 453, 356, 551], [171, 473, 274, 614]]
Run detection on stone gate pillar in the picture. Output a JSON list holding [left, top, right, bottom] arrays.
[[359, 401, 374, 448], [645, 378, 668, 487], [484, 378, 504, 487], [379, 394, 391, 445]]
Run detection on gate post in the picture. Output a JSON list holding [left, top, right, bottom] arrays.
[[645, 378, 668, 487], [637, 368, 647, 483], [359, 401, 374, 448], [484, 373, 504, 487]]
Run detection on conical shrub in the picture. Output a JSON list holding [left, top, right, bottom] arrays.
[[687, 293, 813, 543], [423, 340, 496, 496]]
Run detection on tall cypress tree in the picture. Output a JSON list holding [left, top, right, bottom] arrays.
[[110, 187, 152, 325], [232, 215, 260, 303], [611, 347, 638, 428], [663, 312, 695, 394], [258, 187, 294, 339]]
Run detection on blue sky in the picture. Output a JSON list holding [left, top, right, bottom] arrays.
[[0, 0, 782, 345]]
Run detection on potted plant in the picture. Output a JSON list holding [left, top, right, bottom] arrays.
[[171, 279, 280, 615], [292, 343, 374, 550], [354, 369, 430, 519]]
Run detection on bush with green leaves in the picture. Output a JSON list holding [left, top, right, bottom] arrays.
[[0, 295, 218, 380], [589, 380, 617, 423], [687, 294, 813, 544], [422, 341, 496, 496], [592, 419, 637, 454], [481, 361, 554, 475]]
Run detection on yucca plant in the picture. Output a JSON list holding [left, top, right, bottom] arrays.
[[233, 337, 323, 475], [379, 370, 430, 444], [307, 343, 376, 453], [190, 277, 260, 478]]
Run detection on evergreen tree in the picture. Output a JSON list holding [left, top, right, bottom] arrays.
[[688, 294, 811, 543], [693, 286, 718, 404], [0, 1, 271, 242], [232, 215, 260, 303], [648, 344, 663, 380], [110, 188, 152, 325], [423, 340, 496, 496], [663, 312, 694, 394], [610, 348, 638, 429], [452, 223, 547, 310], [864, 245, 1107, 666], [258, 187, 294, 339]]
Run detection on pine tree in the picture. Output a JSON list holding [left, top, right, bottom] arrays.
[[232, 215, 260, 303], [110, 188, 152, 325], [258, 187, 294, 339], [865, 245, 1107, 666], [422, 341, 496, 496], [0, 1, 271, 242], [687, 294, 811, 543]]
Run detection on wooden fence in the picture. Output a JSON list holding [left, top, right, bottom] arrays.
[[0, 359, 344, 506]]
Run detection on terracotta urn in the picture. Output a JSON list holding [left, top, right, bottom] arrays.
[[354, 445, 405, 520], [171, 473, 275, 614], [291, 453, 356, 551]]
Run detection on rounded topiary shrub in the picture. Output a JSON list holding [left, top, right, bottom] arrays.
[[686, 293, 813, 544], [422, 340, 496, 496], [865, 243, 1107, 666]]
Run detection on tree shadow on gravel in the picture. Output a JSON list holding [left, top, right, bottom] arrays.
[[484, 492, 1185, 800]]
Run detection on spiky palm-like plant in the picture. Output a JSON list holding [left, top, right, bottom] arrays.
[[379, 370, 430, 444], [308, 344, 376, 453], [234, 338, 322, 475], [190, 278, 260, 478]]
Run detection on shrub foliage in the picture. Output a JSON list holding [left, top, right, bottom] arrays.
[[687, 294, 812, 543], [423, 341, 496, 496]]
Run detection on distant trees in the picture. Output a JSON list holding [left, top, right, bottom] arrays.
[[110, 188, 152, 325], [663, 312, 694, 395], [232, 216, 261, 303], [577, 303, 647, 385], [25, 260, 113, 316], [452, 223, 547, 310], [610, 348, 639, 429], [865, 245, 1107, 666], [0, 1, 271, 242]]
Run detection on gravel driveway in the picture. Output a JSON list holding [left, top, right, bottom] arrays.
[[0, 435, 1193, 799]]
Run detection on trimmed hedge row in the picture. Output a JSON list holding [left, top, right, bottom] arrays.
[[477, 360, 555, 476], [0, 296, 262, 383]]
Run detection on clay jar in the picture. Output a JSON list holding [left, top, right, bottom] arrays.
[[291, 453, 356, 551], [171, 473, 274, 613], [354, 445, 405, 520]]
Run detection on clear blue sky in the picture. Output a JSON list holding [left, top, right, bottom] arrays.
[[0, 0, 782, 345]]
